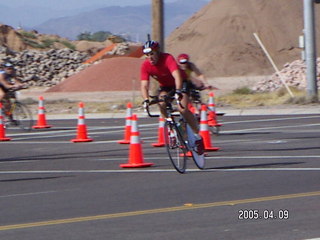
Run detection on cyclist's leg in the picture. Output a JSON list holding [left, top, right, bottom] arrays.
[[0, 88, 4, 101], [0, 88, 11, 117], [178, 88, 205, 156], [179, 94, 205, 156], [158, 87, 174, 118], [179, 82, 199, 134]]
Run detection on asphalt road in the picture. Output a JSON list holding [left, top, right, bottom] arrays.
[[0, 114, 320, 240]]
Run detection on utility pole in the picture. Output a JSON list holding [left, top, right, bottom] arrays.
[[303, 0, 318, 101], [152, 0, 164, 51]]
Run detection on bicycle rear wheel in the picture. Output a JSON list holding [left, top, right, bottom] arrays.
[[12, 102, 33, 131], [164, 121, 188, 174]]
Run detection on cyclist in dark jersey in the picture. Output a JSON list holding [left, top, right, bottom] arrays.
[[140, 40, 204, 154], [0, 62, 24, 115]]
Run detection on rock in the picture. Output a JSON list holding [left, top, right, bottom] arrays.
[[252, 58, 320, 92], [0, 45, 90, 87]]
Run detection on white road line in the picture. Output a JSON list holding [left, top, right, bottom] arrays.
[[0, 140, 122, 144], [0, 160, 36, 164], [211, 168, 320, 171], [0, 155, 318, 164], [223, 115, 320, 125], [7, 128, 157, 141], [0, 168, 320, 174], [92, 155, 320, 161], [0, 191, 58, 198], [206, 155, 320, 159], [5, 121, 320, 141], [222, 123, 320, 134]]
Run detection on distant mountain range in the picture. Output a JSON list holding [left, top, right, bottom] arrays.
[[32, 0, 209, 41]]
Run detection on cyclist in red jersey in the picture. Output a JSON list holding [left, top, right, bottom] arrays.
[[140, 40, 204, 154]]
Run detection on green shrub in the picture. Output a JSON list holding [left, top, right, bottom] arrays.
[[232, 87, 253, 95], [59, 40, 76, 50], [41, 39, 56, 48], [20, 31, 37, 39], [21, 38, 45, 49]]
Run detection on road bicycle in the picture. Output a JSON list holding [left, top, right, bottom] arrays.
[[145, 92, 205, 174], [1, 86, 33, 131]]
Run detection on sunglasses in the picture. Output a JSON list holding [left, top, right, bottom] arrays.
[[144, 52, 155, 57]]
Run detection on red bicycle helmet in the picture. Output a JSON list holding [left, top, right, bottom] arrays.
[[178, 53, 189, 63]]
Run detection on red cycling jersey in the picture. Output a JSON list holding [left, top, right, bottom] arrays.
[[141, 52, 186, 87]]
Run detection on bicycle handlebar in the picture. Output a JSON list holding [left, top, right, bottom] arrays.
[[145, 96, 163, 118], [8, 85, 28, 92], [145, 95, 181, 118]]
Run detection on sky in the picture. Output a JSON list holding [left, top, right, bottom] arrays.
[[0, 0, 210, 28], [1, 0, 184, 10]]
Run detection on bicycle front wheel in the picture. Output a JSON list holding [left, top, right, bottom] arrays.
[[12, 102, 33, 131], [186, 124, 206, 169], [164, 121, 188, 174]]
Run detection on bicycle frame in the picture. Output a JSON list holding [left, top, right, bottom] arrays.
[[1, 88, 33, 131], [146, 95, 189, 173], [146, 93, 205, 172]]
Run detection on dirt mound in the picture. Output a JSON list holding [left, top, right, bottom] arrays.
[[166, 0, 320, 78], [0, 25, 27, 51], [46, 57, 144, 92]]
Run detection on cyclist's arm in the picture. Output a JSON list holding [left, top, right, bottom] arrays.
[[189, 62, 217, 89], [172, 69, 183, 90], [192, 63, 207, 82], [189, 62, 201, 76], [141, 80, 150, 100], [13, 78, 24, 85]]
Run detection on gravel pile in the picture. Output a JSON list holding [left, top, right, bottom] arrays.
[[252, 58, 320, 92], [0, 46, 90, 87]]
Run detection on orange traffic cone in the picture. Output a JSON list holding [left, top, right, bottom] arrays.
[[207, 92, 222, 128], [181, 151, 193, 157], [199, 104, 220, 151], [188, 103, 196, 115], [32, 96, 52, 129], [71, 102, 93, 143], [0, 103, 11, 141], [118, 102, 132, 144], [120, 114, 154, 168], [152, 117, 165, 147]]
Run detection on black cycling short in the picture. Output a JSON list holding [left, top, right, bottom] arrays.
[[158, 86, 175, 93], [158, 80, 196, 95], [182, 80, 197, 95]]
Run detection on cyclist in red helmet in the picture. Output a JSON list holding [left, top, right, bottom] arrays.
[[141, 40, 204, 153], [177, 53, 217, 91]]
